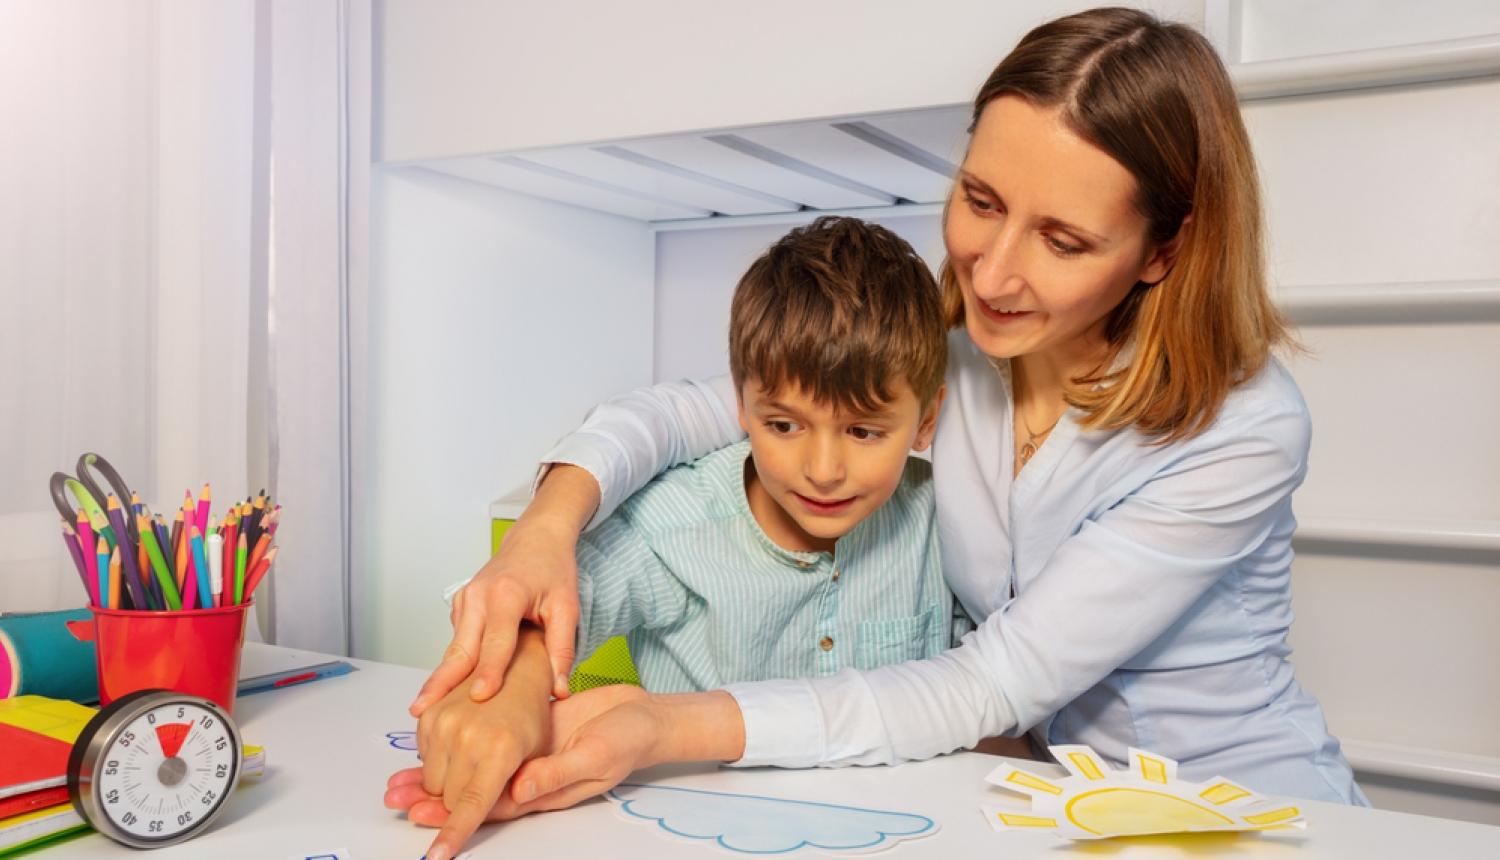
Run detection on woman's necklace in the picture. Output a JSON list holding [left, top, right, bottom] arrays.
[[1018, 412, 1060, 468]]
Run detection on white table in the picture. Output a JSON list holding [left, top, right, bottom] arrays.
[[42, 645, 1500, 858]]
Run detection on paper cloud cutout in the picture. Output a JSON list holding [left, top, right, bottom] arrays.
[[606, 783, 937, 854]]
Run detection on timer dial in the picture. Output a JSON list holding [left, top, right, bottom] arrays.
[[68, 689, 242, 848]]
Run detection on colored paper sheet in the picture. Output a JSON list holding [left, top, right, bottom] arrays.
[[0, 696, 97, 800], [982, 744, 1308, 840]]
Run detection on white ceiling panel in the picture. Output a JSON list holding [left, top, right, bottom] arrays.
[[863, 105, 972, 171], [618, 135, 880, 211], [518, 146, 793, 217], [734, 122, 953, 203], [421, 158, 702, 221], [409, 105, 975, 222]]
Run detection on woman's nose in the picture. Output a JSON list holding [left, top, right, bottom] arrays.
[[970, 225, 1027, 300]]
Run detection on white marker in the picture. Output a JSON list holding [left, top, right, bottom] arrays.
[[207, 532, 224, 608]]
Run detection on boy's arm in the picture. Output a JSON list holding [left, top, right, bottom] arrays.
[[385, 624, 553, 860], [574, 508, 692, 658]]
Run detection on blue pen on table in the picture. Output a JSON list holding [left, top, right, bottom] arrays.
[[236, 661, 356, 696]]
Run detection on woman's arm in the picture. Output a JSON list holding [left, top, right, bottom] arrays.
[[503, 401, 1309, 802], [413, 377, 743, 712]]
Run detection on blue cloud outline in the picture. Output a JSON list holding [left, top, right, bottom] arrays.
[[608, 783, 936, 854]]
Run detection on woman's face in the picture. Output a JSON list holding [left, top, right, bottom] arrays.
[[945, 95, 1179, 366]]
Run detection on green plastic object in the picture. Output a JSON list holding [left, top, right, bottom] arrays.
[[491, 518, 640, 693]]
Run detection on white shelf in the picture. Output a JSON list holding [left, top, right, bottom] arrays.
[[1233, 33, 1500, 101], [1345, 739, 1500, 793], [1296, 516, 1500, 554]]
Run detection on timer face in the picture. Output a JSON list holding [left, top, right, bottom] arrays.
[[91, 699, 239, 843]]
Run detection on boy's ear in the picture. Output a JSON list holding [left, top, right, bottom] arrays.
[[736, 387, 749, 434], [911, 384, 946, 452]]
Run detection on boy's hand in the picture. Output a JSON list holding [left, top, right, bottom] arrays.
[[385, 626, 553, 860], [410, 465, 601, 715]]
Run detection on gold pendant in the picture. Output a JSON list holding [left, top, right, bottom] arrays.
[[1019, 441, 1036, 466]]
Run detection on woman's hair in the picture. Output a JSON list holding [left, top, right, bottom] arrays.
[[730, 216, 947, 413], [940, 6, 1294, 441]]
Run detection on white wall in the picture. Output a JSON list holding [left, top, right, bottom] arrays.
[[1250, 75, 1500, 823], [363, 168, 653, 667], [373, 0, 1204, 163]]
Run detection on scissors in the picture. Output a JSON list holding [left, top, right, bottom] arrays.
[[50, 453, 141, 545]]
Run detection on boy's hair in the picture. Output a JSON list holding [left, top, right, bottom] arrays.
[[729, 216, 946, 414]]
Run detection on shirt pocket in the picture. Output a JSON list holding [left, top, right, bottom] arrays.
[[855, 604, 937, 671]]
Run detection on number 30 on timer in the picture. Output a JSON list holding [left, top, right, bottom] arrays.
[[68, 689, 242, 848]]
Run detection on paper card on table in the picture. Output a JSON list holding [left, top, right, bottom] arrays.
[[982, 744, 1307, 840], [287, 851, 351, 860], [375, 731, 418, 754], [606, 783, 937, 855]]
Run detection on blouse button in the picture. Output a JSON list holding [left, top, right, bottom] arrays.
[[819, 636, 834, 651]]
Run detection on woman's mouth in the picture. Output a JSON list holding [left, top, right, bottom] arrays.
[[977, 302, 1033, 324], [794, 493, 856, 515]]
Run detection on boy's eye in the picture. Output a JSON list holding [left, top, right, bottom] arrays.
[[766, 420, 800, 435], [848, 426, 884, 441]]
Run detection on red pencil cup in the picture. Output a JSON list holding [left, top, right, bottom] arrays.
[[87, 603, 252, 714]]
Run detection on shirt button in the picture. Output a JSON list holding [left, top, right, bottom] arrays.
[[797, 560, 810, 567], [819, 636, 834, 651], [831, 569, 840, 582]]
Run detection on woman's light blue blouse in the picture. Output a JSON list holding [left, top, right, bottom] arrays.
[[539, 330, 1368, 806]]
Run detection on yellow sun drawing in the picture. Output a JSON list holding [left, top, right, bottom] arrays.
[[981, 745, 1306, 840]]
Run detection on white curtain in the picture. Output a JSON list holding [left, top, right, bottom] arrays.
[[0, 0, 368, 658], [262, 0, 370, 655]]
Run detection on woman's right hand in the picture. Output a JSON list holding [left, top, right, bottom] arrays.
[[410, 465, 603, 714], [507, 685, 747, 813]]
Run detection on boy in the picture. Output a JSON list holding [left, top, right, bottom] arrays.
[[395, 216, 960, 858]]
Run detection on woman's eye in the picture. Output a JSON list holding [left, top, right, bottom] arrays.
[[963, 190, 996, 213], [1046, 234, 1083, 256]]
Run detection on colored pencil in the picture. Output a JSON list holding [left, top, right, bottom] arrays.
[[60, 521, 91, 600], [235, 513, 248, 604], [95, 535, 109, 608], [108, 547, 122, 609], [105, 496, 149, 610], [75, 510, 95, 592], [221, 516, 236, 605], [137, 535, 157, 608], [241, 546, 278, 603], [246, 534, 272, 577], [173, 511, 189, 595], [194, 484, 211, 538], [137, 514, 182, 611], [267, 506, 281, 538], [190, 527, 212, 613]]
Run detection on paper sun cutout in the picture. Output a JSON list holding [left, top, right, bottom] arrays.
[[606, 783, 937, 854], [982, 745, 1307, 840]]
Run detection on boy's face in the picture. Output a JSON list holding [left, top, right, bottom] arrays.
[[737, 376, 944, 554]]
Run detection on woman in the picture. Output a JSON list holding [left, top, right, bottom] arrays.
[[398, 7, 1368, 849]]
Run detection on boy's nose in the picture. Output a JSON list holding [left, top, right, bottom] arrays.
[[804, 439, 846, 489]]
